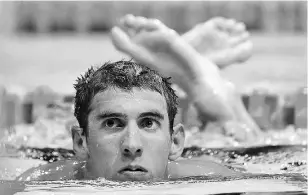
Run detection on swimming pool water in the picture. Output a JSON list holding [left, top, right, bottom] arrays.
[[1, 143, 307, 194], [0, 120, 307, 194], [1, 174, 307, 194]]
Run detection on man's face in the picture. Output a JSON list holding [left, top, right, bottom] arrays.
[[86, 87, 171, 181]]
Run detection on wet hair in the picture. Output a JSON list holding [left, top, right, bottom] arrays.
[[74, 60, 178, 136]]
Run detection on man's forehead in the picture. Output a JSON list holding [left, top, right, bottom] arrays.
[[90, 87, 167, 112]]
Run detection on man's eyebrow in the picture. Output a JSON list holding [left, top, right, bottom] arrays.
[[139, 110, 164, 120], [96, 111, 127, 120]]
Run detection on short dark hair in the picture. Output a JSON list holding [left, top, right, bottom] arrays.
[[74, 60, 178, 136]]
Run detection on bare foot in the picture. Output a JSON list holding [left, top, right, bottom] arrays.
[[111, 15, 262, 141], [113, 15, 194, 92], [182, 17, 253, 69], [119, 15, 252, 69]]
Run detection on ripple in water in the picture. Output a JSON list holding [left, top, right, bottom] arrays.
[[1, 174, 307, 195]]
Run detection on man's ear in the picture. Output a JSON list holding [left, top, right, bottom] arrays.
[[71, 126, 89, 160], [168, 123, 185, 161]]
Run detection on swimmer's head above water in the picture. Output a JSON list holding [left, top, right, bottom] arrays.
[[72, 60, 185, 181]]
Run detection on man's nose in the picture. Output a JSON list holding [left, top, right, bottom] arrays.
[[121, 123, 143, 159]]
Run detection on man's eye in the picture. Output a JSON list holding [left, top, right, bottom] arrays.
[[102, 119, 124, 129], [139, 118, 160, 131]]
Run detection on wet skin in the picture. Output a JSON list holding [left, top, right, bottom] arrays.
[[83, 87, 172, 181], [16, 88, 239, 181]]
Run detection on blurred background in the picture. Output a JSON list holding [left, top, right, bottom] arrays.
[[0, 1, 306, 94], [0, 1, 306, 148]]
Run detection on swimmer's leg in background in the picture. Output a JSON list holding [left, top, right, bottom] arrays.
[[110, 15, 263, 141], [180, 16, 254, 126], [118, 15, 254, 127], [180, 17, 260, 138]]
